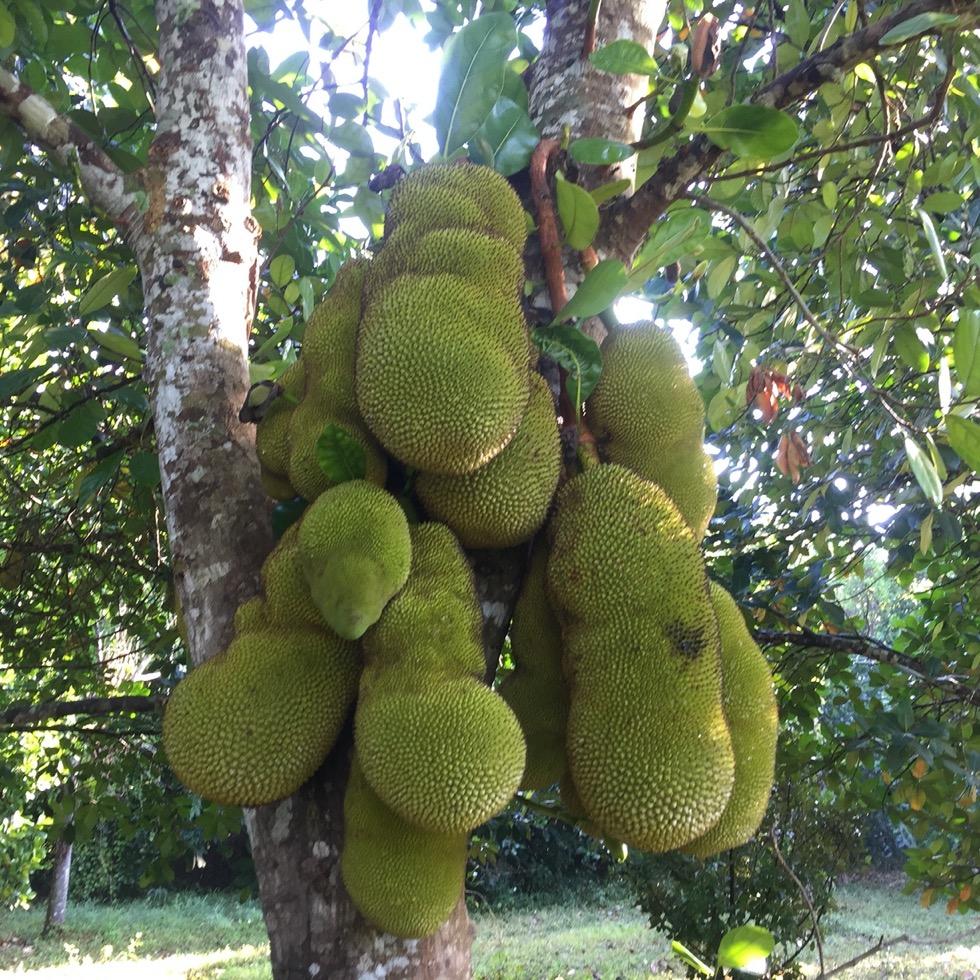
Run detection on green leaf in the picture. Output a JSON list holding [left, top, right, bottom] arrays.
[[468, 97, 539, 177], [569, 138, 635, 166], [129, 451, 161, 488], [894, 322, 929, 373], [904, 435, 943, 506], [88, 325, 143, 365], [590, 179, 632, 205], [588, 39, 658, 76], [946, 416, 980, 475], [316, 424, 367, 485], [531, 324, 602, 410], [784, 0, 811, 48], [76, 451, 124, 508], [552, 259, 627, 323], [627, 208, 708, 290], [702, 105, 799, 160], [917, 208, 947, 280], [434, 13, 516, 157], [555, 174, 600, 251], [878, 12, 961, 46], [952, 311, 980, 397], [670, 940, 712, 977], [270, 497, 307, 540], [0, 366, 46, 403], [269, 254, 295, 287], [78, 266, 138, 316], [0, 3, 14, 47], [717, 925, 775, 973]]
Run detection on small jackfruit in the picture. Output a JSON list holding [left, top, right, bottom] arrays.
[[416, 372, 561, 548], [682, 584, 778, 857], [255, 359, 304, 490], [356, 272, 531, 475], [547, 463, 734, 852], [297, 480, 411, 640], [355, 523, 525, 834], [498, 538, 569, 790], [586, 322, 717, 538], [341, 757, 467, 938], [383, 163, 527, 253], [261, 522, 325, 630], [162, 626, 360, 807]]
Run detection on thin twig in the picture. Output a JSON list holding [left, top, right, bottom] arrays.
[[771, 827, 825, 973]]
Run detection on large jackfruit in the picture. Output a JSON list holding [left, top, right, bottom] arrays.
[[498, 538, 569, 791], [355, 163, 532, 476], [586, 322, 717, 538], [547, 463, 734, 852], [356, 272, 531, 475], [355, 522, 526, 834], [682, 583, 778, 857], [383, 163, 527, 253], [162, 626, 360, 807], [341, 757, 468, 938], [416, 372, 561, 549], [297, 480, 411, 640]]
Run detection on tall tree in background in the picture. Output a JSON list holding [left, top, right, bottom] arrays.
[[2, 1, 978, 977]]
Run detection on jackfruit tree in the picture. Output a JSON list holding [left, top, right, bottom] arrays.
[[1, 0, 979, 977]]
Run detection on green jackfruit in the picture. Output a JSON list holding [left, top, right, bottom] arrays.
[[341, 757, 467, 938], [547, 463, 734, 852], [586, 322, 717, 538], [261, 523, 325, 630], [384, 163, 527, 253], [233, 596, 269, 636], [498, 538, 569, 791], [255, 359, 304, 489], [416, 372, 560, 548], [163, 626, 360, 807], [356, 272, 531, 474], [297, 480, 411, 640], [682, 584, 778, 857], [356, 523, 525, 834]]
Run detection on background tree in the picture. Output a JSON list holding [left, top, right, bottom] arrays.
[[1, 1, 978, 978]]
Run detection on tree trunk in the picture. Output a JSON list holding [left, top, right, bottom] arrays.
[[41, 838, 72, 935]]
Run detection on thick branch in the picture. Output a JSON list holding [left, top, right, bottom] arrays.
[[595, 0, 980, 263], [0, 66, 140, 230], [756, 628, 980, 708], [0, 694, 167, 730]]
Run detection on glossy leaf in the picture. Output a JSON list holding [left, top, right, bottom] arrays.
[[468, 96, 539, 177], [78, 266, 138, 316], [588, 39, 658, 76], [555, 173, 600, 250], [879, 12, 961, 45], [717, 924, 775, 972], [316, 423, 367, 485], [569, 137, 635, 166], [433, 13, 516, 157], [552, 259, 627, 323], [702, 105, 799, 160], [531, 325, 602, 410], [952, 311, 980, 396], [627, 208, 708, 290], [904, 435, 943, 506], [946, 415, 980, 475], [670, 940, 712, 976]]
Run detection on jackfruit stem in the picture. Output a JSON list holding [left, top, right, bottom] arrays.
[[575, 428, 601, 471]]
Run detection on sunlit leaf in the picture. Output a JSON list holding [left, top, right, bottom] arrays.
[[917, 208, 947, 280], [434, 13, 516, 157], [946, 415, 980, 475], [569, 138, 635, 166], [468, 96, 539, 176], [953, 311, 980, 396], [904, 435, 943, 506], [627, 208, 708, 290], [878, 12, 961, 45], [702, 105, 799, 160], [717, 925, 775, 973], [555, 174, 600, 250], [670, 940, 712, 976], [552, 259, 627, 322], [588, 39, 658, 76], [78, 266, 138, 316]]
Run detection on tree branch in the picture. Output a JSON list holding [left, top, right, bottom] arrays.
[[0, 66, 142, 233], [595, 0, 980, 264], [0, 694, 168, 730], [756, 628, 980, 708]]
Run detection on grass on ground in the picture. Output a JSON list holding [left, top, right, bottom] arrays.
[[0, 880, 977, 978]]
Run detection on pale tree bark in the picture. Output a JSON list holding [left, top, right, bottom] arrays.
[[42, 838, 72, 934]]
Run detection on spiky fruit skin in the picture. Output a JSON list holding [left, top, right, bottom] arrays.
[[356, 523, 525, 834], [297, 480, 411, 640], [261, 523, 326, 630], [341, 758, 467, 939], [682, 584, 778, 857], [357, 273, 531, 475], [498, 538, 569, 790], [162, 627, 360, 807], [255, 359, 304, 501], [355, 164, 531, 476], [547, 464, 734, 852], [384, 163, 527, 253], [586, 322, 717, 538], [416, 373, 561, 548]]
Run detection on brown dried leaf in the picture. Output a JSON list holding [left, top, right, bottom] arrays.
[[775, 431, 811, 484]]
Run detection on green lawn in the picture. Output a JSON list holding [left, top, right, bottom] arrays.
[[0, 882, 976, 978]]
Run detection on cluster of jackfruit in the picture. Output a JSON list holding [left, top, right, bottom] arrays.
[[500, 319, 777, 857], [163, 162, 778, 942]]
